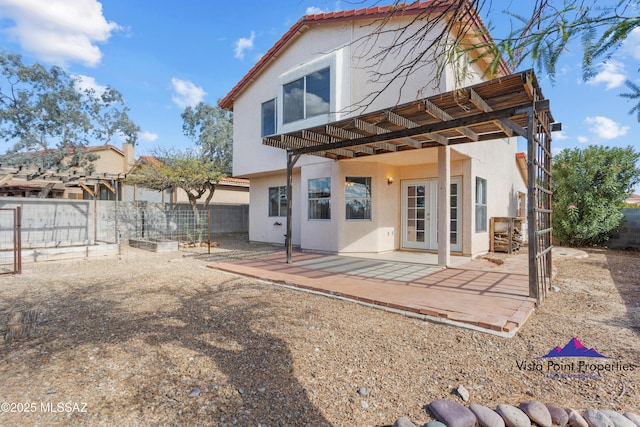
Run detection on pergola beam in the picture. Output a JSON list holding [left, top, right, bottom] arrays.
[[424, 100, 479, 141], [0, 174, 12, 186], [78, 182, 95, 197], [290, 101, 545, 156]]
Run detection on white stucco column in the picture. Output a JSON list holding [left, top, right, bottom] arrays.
[[437, 145, 451, 267]]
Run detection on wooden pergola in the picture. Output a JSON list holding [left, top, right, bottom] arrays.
[[263, 69, 558, 305], [0, 165, 126, 198]]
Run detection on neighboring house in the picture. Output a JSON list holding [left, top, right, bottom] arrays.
[[0, 144, 133, 199], [1, 144, 250, 205], [626, 194, 640, 207], [220, 2, 534, 259]]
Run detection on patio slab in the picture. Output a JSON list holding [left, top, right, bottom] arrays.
[[208, 251, 536, 337]]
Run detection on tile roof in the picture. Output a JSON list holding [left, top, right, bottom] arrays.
[[220, 177, 250, 186], [219, 0, 508, 110]]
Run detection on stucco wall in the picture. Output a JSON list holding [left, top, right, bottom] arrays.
[[229, 13, 520, 256], [459, 137, 527, 255], [248, 172, 301, 246], [231, 18, 486, 179], [0, 198, 249, 250]]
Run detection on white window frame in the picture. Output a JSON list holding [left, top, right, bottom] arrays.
[[278, 52, 339, 134], [308, 177, 331, 220], [345, 177, 372, 220], [261, 98, 277, 137], [268, 186, 287, 217], [475, 177, 487, 233]]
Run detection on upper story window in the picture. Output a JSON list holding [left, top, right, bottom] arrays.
[[261, 99, 277, 137], [283, 67, 330, 124]]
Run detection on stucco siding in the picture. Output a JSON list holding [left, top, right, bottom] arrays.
[[248, 173, 301, 246]]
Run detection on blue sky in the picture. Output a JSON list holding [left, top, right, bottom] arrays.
[[0, 0, 638, 166]]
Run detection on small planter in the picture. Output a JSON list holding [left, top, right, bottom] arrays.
[[128, 239, 178, 253]]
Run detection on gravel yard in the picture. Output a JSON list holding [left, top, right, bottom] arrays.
[[0, 236, 638, 426]]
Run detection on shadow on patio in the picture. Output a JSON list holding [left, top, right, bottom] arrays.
[[206, 249, 536, 337]]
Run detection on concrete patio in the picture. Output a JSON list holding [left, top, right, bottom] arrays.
[[208, 249, 536, 337]]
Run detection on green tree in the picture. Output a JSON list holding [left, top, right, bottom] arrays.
[[181, 102, 232, 174], [126, 149, 224, 224], [0, 51, 139, 171], [129, 103, 232, 223], [553, 145, 640, 246]]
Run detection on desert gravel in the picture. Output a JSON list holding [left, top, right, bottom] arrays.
[[0, 236, 638, 426]]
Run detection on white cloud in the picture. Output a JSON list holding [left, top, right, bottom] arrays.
[[0, 0, 120, 67], [234, 31, 255, 60], [553, 130, 568, 140], [139, 131, 158, 142], [72, 74, 107, 97], [587, 61, 626, 90], [623, 27, 640, 60], [577, 136, 589, 144], [171, 78, 206, 109], [585, 116, 629, 140], [306, 6, 328, 14]]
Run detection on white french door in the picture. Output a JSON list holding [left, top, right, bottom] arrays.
[[401, 178, 461, 252]]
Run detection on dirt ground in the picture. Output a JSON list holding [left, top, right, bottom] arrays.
[[0, 235, 638, 426]]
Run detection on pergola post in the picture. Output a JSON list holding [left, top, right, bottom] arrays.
[[526, 108, 538, 303], [437, 145, 451, 267], [286, 150, 300, 264]]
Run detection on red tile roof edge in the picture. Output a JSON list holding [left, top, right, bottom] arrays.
[[220, 177, 250, 186], [219, 0, 509, 110]]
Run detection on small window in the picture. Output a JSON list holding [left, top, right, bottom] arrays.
[[345, 177, 371, 220], [283, 67, 330, 124], [261, 99, 277, 136], [269, 186, 287, 217], [308, 177, 331, 220], [475, 177, 487, 233]]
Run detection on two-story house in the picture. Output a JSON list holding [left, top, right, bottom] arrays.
[[220, 1, 554, 266]]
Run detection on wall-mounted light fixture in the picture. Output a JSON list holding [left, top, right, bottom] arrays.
[[387, 176, 394, 185]]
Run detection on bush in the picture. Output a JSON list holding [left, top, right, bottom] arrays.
[[552, 145, 640, 246]]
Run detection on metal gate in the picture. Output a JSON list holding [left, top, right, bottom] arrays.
[[0, 207, 22, 275]]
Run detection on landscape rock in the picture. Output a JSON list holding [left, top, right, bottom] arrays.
[[545, 403, 569, 426], [357, 386, 371, 397], [567, 408, 589, 427], [424, 422, 448, 427], [188, 387, 200, 398], [496, 403, 532, 427], [600, 410, 637, 427], [623, 413, 640, 426], [583, 409, 615, 427], [393, 417, 417, 427], [429, 399, 477, 427], [456, 384, 470, 402], [469, 403, 505, 427], [519, 400, 552, 427]]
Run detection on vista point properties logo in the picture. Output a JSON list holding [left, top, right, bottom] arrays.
[[516, 337, 635, 379]]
